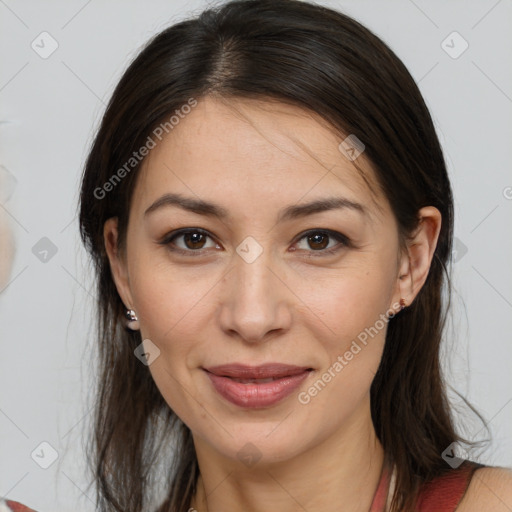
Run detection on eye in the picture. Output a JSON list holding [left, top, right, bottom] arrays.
[[292, 229, 350, 257], [159, 228, 220, 256], [159, 228, 350, 257]]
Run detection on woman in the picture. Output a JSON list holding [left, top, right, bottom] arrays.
[[80, 0, 512, 511], [8, 0, 511, 510]]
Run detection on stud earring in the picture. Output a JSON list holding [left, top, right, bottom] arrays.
[[399, 298, 406, 310], [125, 309, 140, 330]]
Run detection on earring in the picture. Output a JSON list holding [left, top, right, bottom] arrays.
[[125, 308, 140, 330], [399, 298, 406, 310]]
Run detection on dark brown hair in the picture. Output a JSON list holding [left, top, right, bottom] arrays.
[[78, 1, 487, 510]]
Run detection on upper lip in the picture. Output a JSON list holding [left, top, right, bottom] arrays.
[[204, 363, 313, 379]]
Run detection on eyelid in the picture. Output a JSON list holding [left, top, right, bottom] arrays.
[[159, 227, 218, 255], [291, 228, 350, 257], [158, 227, 351, 256]]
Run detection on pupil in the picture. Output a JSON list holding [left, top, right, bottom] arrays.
[[309, 233, 328, 250], [185, 232, 204, 249]]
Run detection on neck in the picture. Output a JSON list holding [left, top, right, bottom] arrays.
[[190, 394, 386, 512]]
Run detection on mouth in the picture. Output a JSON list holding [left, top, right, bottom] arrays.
[[203, 363, 313, 379], [228, 376, 289, 384], [202, 363, 314, 408]]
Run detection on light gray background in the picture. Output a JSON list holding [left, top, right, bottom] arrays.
[[1, 0, 511, 510]]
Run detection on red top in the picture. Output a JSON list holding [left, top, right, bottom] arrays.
[[0, 500, 37, 512], [0, 460, 484, 512], [370, 459, 485, 511]]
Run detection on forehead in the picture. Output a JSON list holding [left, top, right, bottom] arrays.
[[134, 96, 387, 223]]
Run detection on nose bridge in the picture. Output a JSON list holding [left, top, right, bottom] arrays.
[[236, 240, 273, 297], [219, 235, 291, 342]]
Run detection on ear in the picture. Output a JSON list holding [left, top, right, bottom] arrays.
[[391, 206, 442, 310], [103, 217, 135, 310]]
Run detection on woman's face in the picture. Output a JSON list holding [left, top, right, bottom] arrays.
[[106, 96, 410, 467]]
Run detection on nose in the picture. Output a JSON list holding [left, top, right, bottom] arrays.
[[218, 243, 293, 344]]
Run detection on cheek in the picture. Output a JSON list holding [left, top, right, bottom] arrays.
[[290, 263, 392, 407], [129, 253, 216, 344], [128, 261, 210, 424], [295, 272, 390, 429], [292, 263, 393, 348], [127, 255, 220, 420]]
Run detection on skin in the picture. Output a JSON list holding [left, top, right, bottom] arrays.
[[104, 96, 444, 512], [458, 467, 512, 512]]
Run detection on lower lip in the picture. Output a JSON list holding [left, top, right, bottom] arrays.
[[204, 370, 311, 408]]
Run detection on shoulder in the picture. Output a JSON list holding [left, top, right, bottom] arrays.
[[456, 466, 512, 511]]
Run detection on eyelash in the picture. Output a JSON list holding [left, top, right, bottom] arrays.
[[158, 228, 351, 258]]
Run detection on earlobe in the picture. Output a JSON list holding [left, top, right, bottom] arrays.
[[103, 217, 135, 311]]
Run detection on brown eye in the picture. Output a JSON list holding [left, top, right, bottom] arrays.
[[307, 232, 329, 250], [182, 231, 207, 250], [159, 228, 350, 258], [293, 229, 350, 257], [160, 228, 219, 255]]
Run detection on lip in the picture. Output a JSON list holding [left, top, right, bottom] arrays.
[[203, 363, 313, 408], [204, 363, 312, 379]]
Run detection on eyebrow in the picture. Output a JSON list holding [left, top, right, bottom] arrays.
[[144, 192, 369, 223]]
